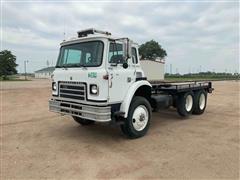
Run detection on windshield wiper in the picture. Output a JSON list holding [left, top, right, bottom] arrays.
[[57, 63, 81, 68], [56, 63, 91, 68], [55, 65, 68, 68], [67, 64, 80, 67]]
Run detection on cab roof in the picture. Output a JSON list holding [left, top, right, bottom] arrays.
[[60, 28, 138, 46]]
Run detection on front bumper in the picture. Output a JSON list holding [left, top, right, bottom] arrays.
[[49, 99, 111, 122]]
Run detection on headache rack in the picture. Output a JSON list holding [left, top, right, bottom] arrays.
[[77, 28, 112, 37], [150, 81, 214, 94]]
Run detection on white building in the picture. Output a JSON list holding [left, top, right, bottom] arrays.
[[140, 59, 165, 81], [34, 67, 55, 79]]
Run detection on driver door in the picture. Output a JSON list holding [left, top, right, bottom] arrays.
[[107, 42, 135, 103]]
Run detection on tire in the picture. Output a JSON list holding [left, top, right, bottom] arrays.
[[177, 91, 194, 117], [72, 116, 95, 125], [193, 90, 207, 115], [120, 96, 152, 139]]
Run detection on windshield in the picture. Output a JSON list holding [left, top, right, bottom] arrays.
[[56, 41, 104, 67]]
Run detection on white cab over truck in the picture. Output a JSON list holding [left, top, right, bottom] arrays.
[[49, 28, 214, 138]]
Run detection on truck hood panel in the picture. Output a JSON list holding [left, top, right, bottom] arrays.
[[52, 68, 108, 102]]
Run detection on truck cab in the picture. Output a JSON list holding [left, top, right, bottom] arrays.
[[49, 29, 151, 129], [49, 28, 213, 138]]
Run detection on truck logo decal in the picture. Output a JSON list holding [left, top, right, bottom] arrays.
[[88, 72, 97, 78]]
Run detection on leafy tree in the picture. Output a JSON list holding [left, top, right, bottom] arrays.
[[0, 50, 18, 79], [139, 40, 167, 60]]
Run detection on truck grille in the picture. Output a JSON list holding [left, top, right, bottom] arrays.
[[59, 81, 86, 101]]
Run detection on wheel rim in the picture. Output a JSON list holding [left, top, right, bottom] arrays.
[[185, 94, 193, 112], [199, 93, 206, 110], [132, 105, 149, 131]]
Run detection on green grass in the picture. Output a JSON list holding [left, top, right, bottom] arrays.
[[0, 79, 31, 81], [0, 75, 31, 81], [164, 76, 239, 82]]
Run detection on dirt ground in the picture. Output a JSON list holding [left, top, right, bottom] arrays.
[[1, 79, 239, 179]]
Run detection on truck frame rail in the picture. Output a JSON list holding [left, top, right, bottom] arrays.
[[150, 81, 213, 94]]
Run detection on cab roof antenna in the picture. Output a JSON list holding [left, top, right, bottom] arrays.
[[63, 15, 66, 41]]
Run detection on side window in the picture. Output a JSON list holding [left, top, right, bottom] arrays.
[[108, 43, 124, 64], [132, 47, 138, 64]]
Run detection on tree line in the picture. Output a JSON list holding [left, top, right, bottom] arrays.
[[165, 72, 240, 80], [0, 50, 18, 80]]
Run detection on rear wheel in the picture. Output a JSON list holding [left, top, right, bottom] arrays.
[[193, 90, 207, 115], [72, 116, 95, 125], [121, 96, 152, 138], [177, 91, 194, 117]]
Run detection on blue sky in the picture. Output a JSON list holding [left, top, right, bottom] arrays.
[[1, 1, 239, 74]]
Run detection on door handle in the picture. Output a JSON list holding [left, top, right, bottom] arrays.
[[109, 74, 113, 88]]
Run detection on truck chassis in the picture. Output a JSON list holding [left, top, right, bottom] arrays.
[[49, 28, 214, 139]]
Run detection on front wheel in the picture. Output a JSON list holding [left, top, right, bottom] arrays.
[[121, 96, 152, 139], [72, 116, 95, 125]]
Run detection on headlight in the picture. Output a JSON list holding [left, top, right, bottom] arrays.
[[90, 84, 98, 95], [52, 82, 57, 91]]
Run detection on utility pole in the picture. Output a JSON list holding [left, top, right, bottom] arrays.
[[170, 64, 172, 75], [24, 60, 29, 80], [63, 15, 66, 41]]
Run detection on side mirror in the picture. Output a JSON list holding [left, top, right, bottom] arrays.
[[123, 62, 128, 69], [127, 39, 132, 59], [123, 39, 132, 60]]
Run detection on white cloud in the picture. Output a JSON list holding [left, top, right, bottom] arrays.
[[2, 27, 58, 49], [2, 1, 239, 73]]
